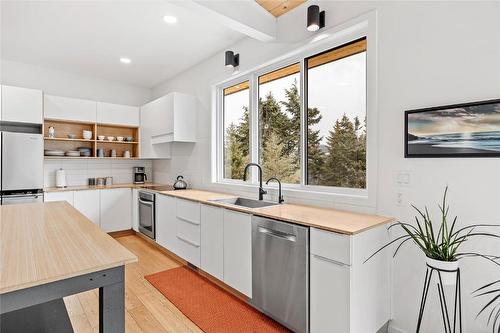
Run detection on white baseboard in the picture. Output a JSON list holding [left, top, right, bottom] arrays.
[[388, 323, 409, 333]]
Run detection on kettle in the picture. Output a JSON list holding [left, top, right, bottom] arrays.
[[173, 175, 187, 190]]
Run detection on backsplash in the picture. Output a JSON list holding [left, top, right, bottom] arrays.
[[44, 159, 153, 187]]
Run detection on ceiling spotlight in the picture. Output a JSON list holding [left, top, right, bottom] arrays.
[[120, 57, 131, 64], [163, 15, 178, 24], [307, 5, 325, 32], [225, 51, 239, 68]]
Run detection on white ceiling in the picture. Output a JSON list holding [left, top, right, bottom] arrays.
[[1, 1, 245, 88]]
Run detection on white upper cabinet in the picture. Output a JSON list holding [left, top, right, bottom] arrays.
[[44, 94, 96, 122], [96, 102, 139, 126], [1, 85, 43, 124], [140, 92, 197, 145]]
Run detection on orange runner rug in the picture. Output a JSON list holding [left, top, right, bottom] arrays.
[[145, 266, 290, 333]]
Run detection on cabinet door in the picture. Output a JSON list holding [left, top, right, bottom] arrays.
[[44, 191, 74, 206], [1, 85, 43, 123], [44, 94, 96, 122], [223, 209, 252, 297], [310, 254, 350, 333], [156, 194, 178, 254], [100, 189, 132, 232], [172, 93, 197, 142], [139, 100, 171, 159], [96, 102, 139, 126], [201, 204, 224, 280], [73, 190, 100, 226]]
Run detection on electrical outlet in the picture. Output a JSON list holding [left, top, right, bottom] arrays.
[[396, 171, 411, 187]]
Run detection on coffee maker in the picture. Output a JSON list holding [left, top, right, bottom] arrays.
[[134, 167, 147, 184]]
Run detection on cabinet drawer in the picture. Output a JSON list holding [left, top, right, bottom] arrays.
[[177, 215, 200, 245], [310, 228, 351, 265], [176, 233, 200, 267], [176, 198, 200, 224]]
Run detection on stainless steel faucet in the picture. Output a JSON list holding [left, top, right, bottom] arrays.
[[243, 163, 267, 200]]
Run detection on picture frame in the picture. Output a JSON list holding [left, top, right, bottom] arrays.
[[405, 98, 500, 158]]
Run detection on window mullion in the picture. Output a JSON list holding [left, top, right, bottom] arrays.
[[249, 73, 259, 185], [299, 58, 306, 187]]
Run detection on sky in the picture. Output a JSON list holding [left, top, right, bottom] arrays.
[[224, 52, 366, 145], [408, 103, 500, 136]]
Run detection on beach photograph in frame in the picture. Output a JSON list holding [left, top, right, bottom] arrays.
[[405, 99, 500, 158]]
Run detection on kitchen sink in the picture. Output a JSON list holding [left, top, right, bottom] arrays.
[[210, 197, 277, 208]]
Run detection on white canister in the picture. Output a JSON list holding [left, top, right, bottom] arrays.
[[56, 168, 67, 188]]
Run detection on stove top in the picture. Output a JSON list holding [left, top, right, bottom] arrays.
[[138, 185, 175, 192]]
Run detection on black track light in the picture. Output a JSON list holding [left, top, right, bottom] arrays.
[[225, 51, 239, 68], [307, 5, 325, 32]]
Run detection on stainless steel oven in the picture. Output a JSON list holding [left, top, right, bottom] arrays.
[[138, 191, 155, 239]]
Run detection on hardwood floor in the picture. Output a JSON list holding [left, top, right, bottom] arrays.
[[63, 235, 203, 333]]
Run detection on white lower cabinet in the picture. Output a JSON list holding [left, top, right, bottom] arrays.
[[44, 191, 74, 206], [175, 199, 201, 266], [310, 254, 350, 333], [99, 188, 132, 232], [73, 190, 100, 226], [223, 209, 252, 297], [132, 189, 139, 231], [156, 195, 179, 255], [200, 204, 224, 280]]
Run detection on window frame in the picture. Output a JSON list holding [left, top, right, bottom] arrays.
[[212, 13, 377, 207]]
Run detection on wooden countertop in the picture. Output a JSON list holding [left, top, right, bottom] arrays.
[[0, 202, 137, 294], [156, 189, 393, 235], [44, 182, 167, 193]]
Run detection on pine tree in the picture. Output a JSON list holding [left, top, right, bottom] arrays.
[[235, 106, 250, 157], [280, 81, 301, 161], [225, 124, 248, 179], [307, 106, 324, 185], [324, 114, 360, 188], [261, 132, 300, 183]]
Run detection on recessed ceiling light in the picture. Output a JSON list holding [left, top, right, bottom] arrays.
[[163, 15, 177, 24], [120, 57, 131, 64]]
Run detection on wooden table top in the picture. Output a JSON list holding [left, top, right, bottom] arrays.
[[158, 189, 394, 235], [0, 202, 137, 294]]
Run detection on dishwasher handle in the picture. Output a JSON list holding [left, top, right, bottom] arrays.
[[257, 226, 297, 242]]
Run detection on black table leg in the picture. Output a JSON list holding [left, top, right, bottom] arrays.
[[99, 270, 125, 333]]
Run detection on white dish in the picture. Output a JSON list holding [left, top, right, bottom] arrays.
[[83, 130, 92, 140], [116, 136, 124, 142], [98, 135, 106, 141], [45, 151, 65, 156], [107, 136, 115, 141]]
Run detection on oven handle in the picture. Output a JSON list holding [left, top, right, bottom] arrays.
[[257, 226, 297, 242]]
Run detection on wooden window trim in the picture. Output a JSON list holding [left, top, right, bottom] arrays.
[[223, 81, 250, 96], [258, 63, 300, 85], [307, 38, 366, 70]]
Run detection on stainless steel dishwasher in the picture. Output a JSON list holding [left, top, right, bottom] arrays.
[[251, 216, 309, 333]]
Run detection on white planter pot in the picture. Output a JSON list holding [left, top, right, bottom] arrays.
[[426, 257, 459, 286]]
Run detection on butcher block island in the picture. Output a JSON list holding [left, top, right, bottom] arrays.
[[0, 202, 137, 333]]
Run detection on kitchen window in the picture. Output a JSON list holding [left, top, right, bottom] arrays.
[[216, 35, 373, 197], [258, 63, 301, 184]]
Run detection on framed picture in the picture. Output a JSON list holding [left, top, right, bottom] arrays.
[[405, 98, 500, 158]]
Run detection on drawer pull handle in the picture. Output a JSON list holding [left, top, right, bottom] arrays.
[[313, 254, 349, 267], [177, 215, 200, 225], [176, 235, 200, 247]]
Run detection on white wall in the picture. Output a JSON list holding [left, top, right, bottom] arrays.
[[152, 1, 500, 332], [1, 59, 152, 106]]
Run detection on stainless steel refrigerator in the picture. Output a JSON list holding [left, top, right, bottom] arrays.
[[0, 122, 44, 205]]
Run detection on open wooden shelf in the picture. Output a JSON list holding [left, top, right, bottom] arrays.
[[44, 156, 142, 160], [44, 118, 141, 159], [44, 137, 95, 142]]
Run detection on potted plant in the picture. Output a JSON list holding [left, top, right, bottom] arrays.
[[474, 279, 500, 332], [366, 186, 500, 277]]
